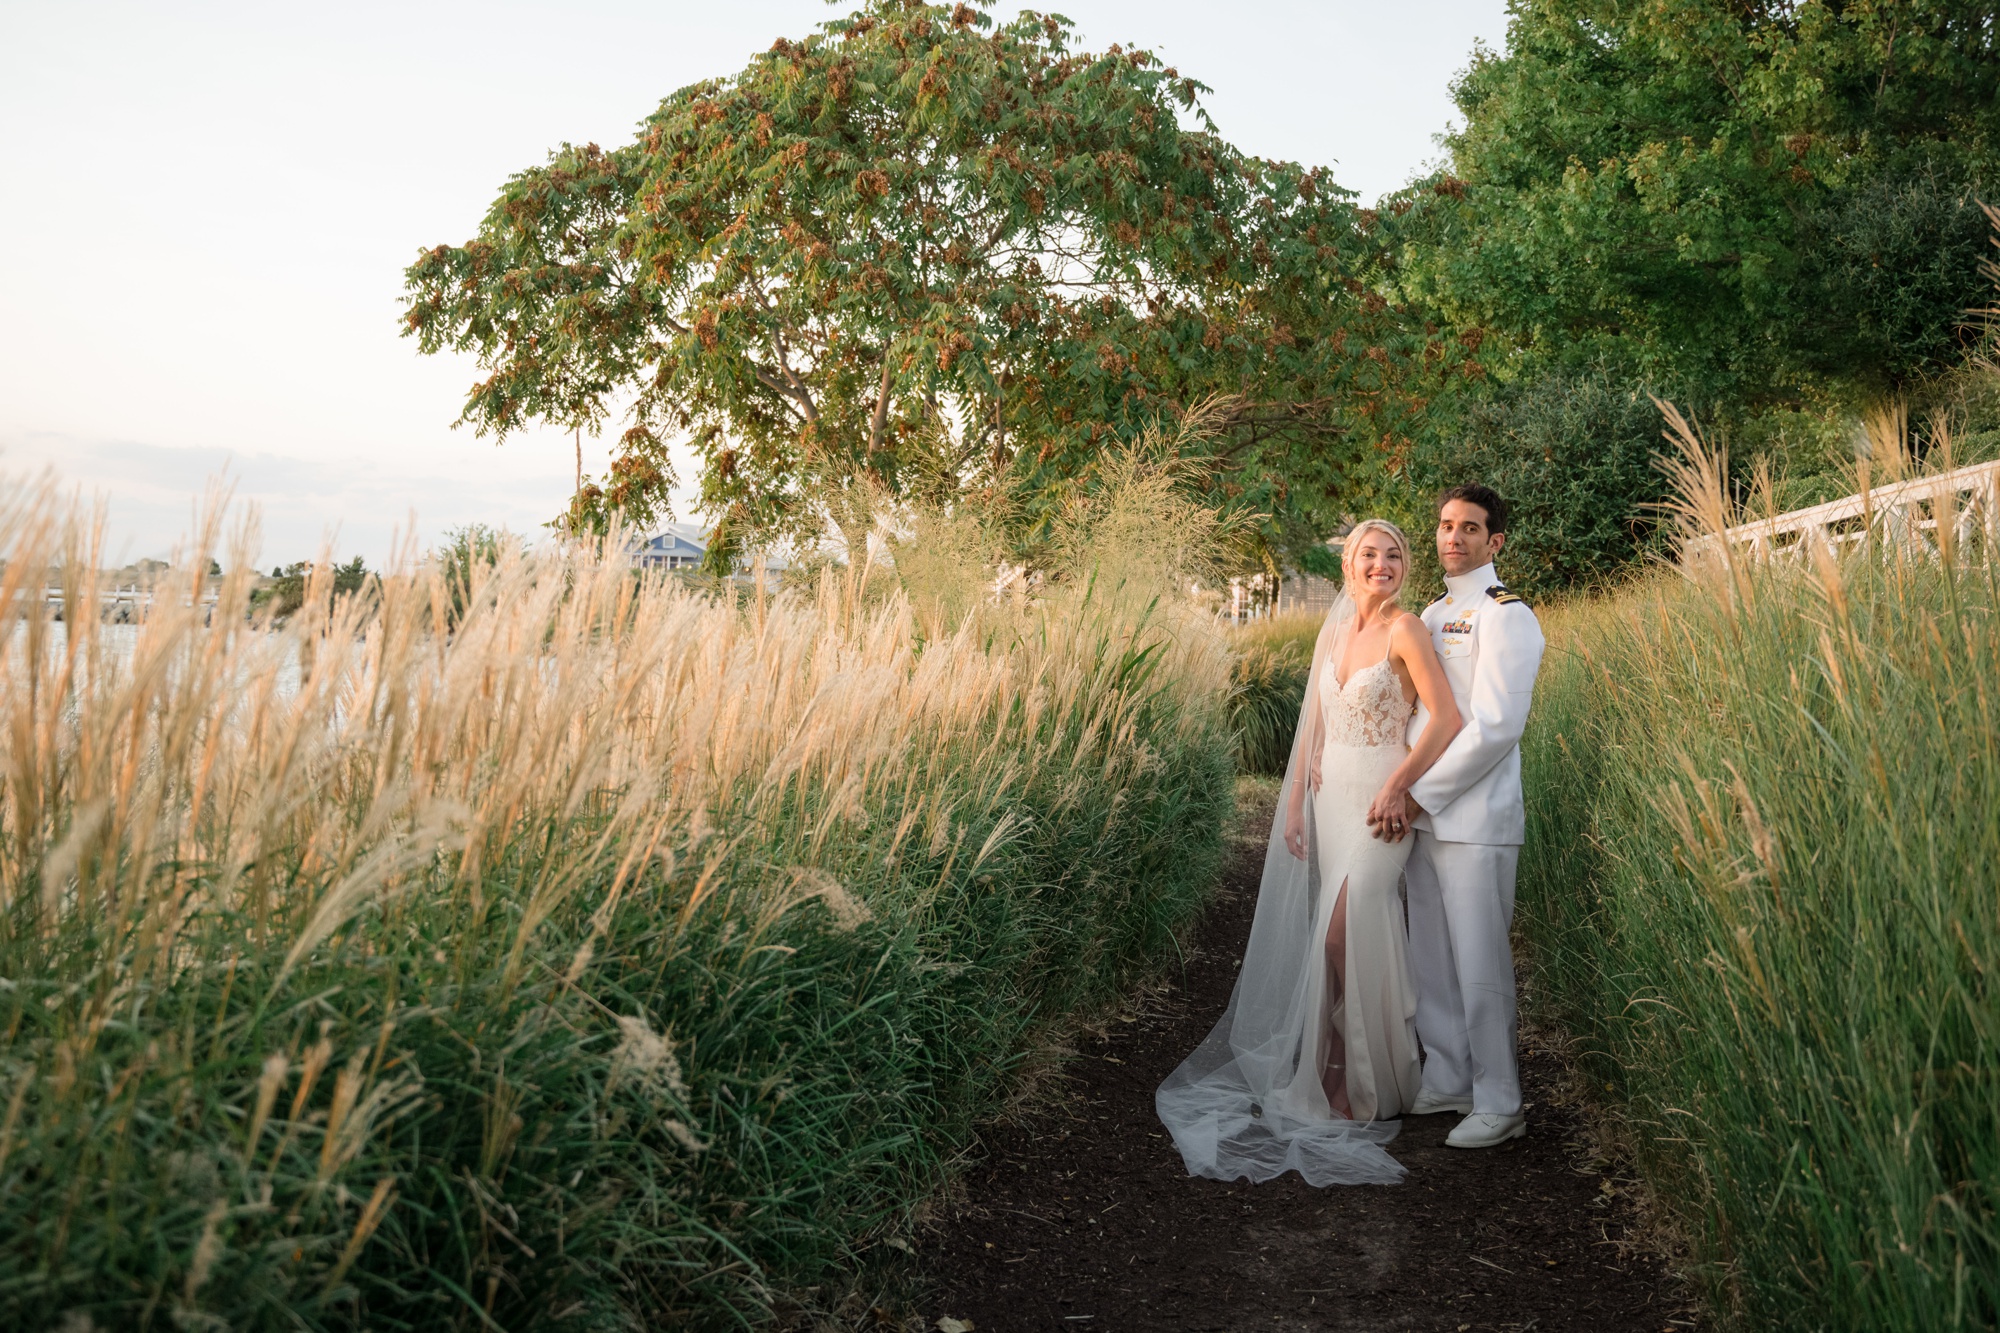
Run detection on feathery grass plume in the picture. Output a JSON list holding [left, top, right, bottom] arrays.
[[1046, 400, 1241, 597], [1652, 398, 1746, 590], [0, 461, 1234, 1329], [1516, 420, 2000, 1330], [886, 503, 1010, 638]]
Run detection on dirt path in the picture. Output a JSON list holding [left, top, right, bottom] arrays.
[[917, 788, 1696, 1333]]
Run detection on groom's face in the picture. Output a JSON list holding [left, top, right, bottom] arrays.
[[1436, 499, 1504, 577]]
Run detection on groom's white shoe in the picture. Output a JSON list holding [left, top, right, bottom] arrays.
[[1446, 1112, 1527, 1148], [1410, 1088, 1474, 1116]]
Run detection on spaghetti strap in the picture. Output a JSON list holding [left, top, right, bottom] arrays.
[[1334, 613, 1400, 689]]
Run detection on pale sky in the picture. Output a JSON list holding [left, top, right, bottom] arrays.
[[0, 0, 1508, 568]]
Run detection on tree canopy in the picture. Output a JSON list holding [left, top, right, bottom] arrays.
[[1393, 0, 2000, 408], [405, 0, 2000, 594], [404, 0, 1459, 566]]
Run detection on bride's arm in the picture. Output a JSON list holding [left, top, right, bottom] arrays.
[[1365, 616, 1463, 837]]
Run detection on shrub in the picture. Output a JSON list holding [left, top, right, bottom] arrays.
[[1221, 610, 1323, 776], [1406, 371, 1673, 598], [1795, 157, 1993, 391], [253, 554, 371, 618]]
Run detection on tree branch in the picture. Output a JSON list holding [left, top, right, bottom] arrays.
[[867, 354, 893, 455], [772, 325, 820, 422], [750, 363, 813, 422], [990, 390, 1007, 471]]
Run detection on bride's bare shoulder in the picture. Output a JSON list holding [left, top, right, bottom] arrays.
[[1387, 608, 1428, 639], [1386, 610, 1437, 657]]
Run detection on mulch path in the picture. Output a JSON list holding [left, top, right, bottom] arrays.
[[913, 790, 1698, 1333]]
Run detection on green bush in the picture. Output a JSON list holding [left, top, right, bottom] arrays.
[[252, 555, 371, 618], [1795, 157, 1993, 391], [1406, 371, 1673, 598], [1222, 611, 1324, 776]]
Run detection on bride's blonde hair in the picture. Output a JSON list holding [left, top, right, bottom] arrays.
[[1339, 518, 1412, 604]]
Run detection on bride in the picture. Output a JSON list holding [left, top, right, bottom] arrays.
[[1157, 519, 1462, 1184]]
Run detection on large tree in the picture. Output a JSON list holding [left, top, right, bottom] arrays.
[[1392, 0, 2000, 408], [403, 0, 1450, 565]]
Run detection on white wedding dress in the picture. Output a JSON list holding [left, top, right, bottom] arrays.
[[1156, 601, 1423, 1185]]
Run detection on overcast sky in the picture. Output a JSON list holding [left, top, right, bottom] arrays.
[[0, 0, 1509, 567]]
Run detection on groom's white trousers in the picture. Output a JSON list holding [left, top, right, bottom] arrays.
[[1405, 835, 1521, 1116]]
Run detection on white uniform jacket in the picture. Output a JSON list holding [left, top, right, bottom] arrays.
[[1405, 562, 1545, 845]]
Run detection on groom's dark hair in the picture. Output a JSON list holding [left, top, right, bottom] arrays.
[[1436, 483, 1509, 534]]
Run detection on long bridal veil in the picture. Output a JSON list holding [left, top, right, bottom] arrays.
[[1155, 590, 1407, 1186]]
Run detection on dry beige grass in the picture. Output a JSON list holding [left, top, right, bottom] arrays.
[[0, 468, 1237, 1328]]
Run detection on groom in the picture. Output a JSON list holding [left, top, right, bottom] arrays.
[[1374, 484, 1545, 1149]]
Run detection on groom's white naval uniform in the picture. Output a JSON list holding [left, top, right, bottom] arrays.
[[1403, 561, 1545, 1131]]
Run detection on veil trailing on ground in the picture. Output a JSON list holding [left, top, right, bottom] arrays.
[[1155, 587, 1407, 1186]]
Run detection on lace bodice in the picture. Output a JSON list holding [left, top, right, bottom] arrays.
[[1319, 656, 1413, 749]]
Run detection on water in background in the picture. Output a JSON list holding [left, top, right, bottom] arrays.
[[6, 621, 305, 698]]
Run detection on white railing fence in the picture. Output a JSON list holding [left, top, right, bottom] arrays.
[[27, 585, 226, 625], [1685, 458, 2000, 566]]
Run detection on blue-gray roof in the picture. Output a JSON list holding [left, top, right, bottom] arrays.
[[639, 532, 706, 556]]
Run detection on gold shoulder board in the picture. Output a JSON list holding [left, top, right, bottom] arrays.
[[1487, 584, 1526, 606]]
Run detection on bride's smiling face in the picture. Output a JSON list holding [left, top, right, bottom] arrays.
[[1346, 530, 1406, 600]]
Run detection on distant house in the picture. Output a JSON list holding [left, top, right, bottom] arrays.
[[633, 525, 708, 570], [630, 523, 787, 579]]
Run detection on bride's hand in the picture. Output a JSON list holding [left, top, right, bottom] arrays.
[[1366, 784, 1411, 842], [1284, 806, 1308, 860]]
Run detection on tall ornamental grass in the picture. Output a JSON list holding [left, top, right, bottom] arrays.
[[1517, 420, 2000, 1330], [0, 470, 1233, 1330], [1223, 611, 1319, 776]]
